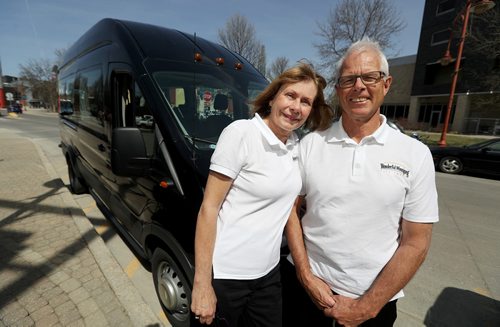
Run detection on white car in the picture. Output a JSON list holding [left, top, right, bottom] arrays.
[[136, 115, 154, 128]]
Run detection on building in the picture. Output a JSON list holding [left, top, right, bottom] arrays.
[[382, 55, 417, 127], [1, 75, 37, 109], [410, 0, 500, 135]]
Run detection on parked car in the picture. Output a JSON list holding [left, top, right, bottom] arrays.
[[136, 114, 154, 128], [8, 103, 23, 114], [430, 138, 500, 175], [386, 120, 423, 141]]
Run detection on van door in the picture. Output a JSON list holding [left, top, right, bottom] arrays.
[[73, 65, 111, 200], [109, 69, 163, 243]]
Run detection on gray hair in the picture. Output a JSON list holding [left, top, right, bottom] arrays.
[[334, 37, 389, 82]]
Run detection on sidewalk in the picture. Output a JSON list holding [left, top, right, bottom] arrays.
[[0, 133, 161, 326]]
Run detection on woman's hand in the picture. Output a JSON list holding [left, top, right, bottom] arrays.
[[191, 282, 217, 325], [299, 272, 336, 311]]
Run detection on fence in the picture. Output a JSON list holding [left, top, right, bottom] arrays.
[[463, 118, 500, 136]]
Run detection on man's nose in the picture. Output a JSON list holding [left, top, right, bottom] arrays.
[[352, 76, 366, 89]]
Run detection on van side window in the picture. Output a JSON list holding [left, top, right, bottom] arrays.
[[112, 73, 134, 128], [58, 75, 74, 114], [78, 66, 104, 130], [134, 83, 155, 157]]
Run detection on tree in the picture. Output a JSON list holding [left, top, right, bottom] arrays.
[[466, 7, 500, 92], [256, 44, 267, 77], [267, 57, 290, 80], [315, 0, 406, 82], [218, 14, 267, 74], [19, 58, 58, 111]]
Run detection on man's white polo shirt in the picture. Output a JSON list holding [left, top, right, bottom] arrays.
[[210, 114, 301, 280], [297, 115, 439, 299]]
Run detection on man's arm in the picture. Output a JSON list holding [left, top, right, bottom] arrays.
[[285, 197, 336, 310], [326, 219, 433, 326]]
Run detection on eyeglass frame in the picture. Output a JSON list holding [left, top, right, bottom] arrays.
[[336, 71, 387, 88]]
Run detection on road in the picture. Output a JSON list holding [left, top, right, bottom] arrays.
[[1, 109, 499, 326]]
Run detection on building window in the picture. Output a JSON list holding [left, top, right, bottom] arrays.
[[381, 104, 409, 120], [418, 103, 455, 127], [431, 29, 450, 46], [494, 55, 500, 70], [436, 0, 456, 15]]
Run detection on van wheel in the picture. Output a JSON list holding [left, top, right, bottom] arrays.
[[152, 248, 193, 327], [66, 157, 87, 194]]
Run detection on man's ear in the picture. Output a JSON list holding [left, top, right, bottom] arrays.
[[383, 76, 392, 95]]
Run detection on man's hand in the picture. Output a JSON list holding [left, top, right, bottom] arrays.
[[299, 273, 336, 311], [324, 295, 377, 327]]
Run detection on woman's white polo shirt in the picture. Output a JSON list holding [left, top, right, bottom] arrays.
[[210, 114, 300, 280]]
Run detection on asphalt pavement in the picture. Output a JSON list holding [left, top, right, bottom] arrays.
[[1, 109, 499, 327]]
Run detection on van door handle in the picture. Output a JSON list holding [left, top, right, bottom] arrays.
[[98, 144, 106, 152]]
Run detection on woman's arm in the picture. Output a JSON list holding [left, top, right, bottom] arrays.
[[191, 171, 233, 325]]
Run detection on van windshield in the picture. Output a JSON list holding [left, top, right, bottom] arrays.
[[152, 66, 267, 145]]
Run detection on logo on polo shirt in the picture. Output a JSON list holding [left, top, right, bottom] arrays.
[[380, 162, 410, 177]]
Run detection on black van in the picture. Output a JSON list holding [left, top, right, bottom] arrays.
[[58, 18, 268, 327]]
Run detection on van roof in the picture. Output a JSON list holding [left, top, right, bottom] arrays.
[[61, 18, 258, 74]]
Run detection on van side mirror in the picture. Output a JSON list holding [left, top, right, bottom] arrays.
[[111, 128, 151, 176]]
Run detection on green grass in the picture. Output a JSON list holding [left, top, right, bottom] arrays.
[[410, 131, 492, 147]]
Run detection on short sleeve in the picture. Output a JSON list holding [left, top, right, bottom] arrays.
[[210, 121, 248, 179], [403, 147, 439, 223]]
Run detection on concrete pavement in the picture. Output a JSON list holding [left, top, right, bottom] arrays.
[[0, 116, 162, 326], [396, 173, 500, 326]]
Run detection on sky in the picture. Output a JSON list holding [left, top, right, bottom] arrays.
[[0, 0, 426, 77]]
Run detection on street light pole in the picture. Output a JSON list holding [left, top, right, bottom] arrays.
[[438, 0, 496, 147], [438, 1, 473, 147]]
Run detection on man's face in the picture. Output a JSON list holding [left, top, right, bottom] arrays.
[[335, 49, 392, 124]]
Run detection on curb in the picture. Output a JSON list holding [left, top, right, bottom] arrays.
[[32, 139, 162, 326]]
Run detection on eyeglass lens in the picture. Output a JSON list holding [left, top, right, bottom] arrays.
[[338, 71, 384, 88]]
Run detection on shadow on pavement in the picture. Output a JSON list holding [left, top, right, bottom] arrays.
[[0, 178, 113, 309], [424, 287, 500, 326]]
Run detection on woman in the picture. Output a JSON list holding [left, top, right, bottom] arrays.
[[191, 63, 333, 326]]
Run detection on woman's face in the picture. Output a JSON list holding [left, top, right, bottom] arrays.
[[265, 80, 317, 142]]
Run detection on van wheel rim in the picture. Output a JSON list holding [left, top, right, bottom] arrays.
[[157, 261, 189, 314]]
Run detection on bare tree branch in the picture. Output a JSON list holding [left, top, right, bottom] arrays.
[[267, 57, 290, 80], [218, 14, 266, 75], [466, 8, 500, 92], [19, 58, 58, 110], [315, 0, 406, 82]]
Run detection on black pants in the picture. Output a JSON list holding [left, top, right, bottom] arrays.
[[281, 259, 397, 327], [212, 264, 282, 327]]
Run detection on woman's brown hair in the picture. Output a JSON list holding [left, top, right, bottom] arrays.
[[252, 63, 334, 131]]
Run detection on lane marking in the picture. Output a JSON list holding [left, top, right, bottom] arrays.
[[125, 258, 141, 277], [473, 287, 491, 297], [158, 310, 170, 326], [95, 224, 110, 235], [82, 203, 97, 214]]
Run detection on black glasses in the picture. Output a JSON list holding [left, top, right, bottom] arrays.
[[337, 71, 386, 88]]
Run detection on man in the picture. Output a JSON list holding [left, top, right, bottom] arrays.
[[282, 38, 439, 327]]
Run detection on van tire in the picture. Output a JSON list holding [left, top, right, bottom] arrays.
[[152, 248, 193, 327], [66, 156, 87, 194]]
